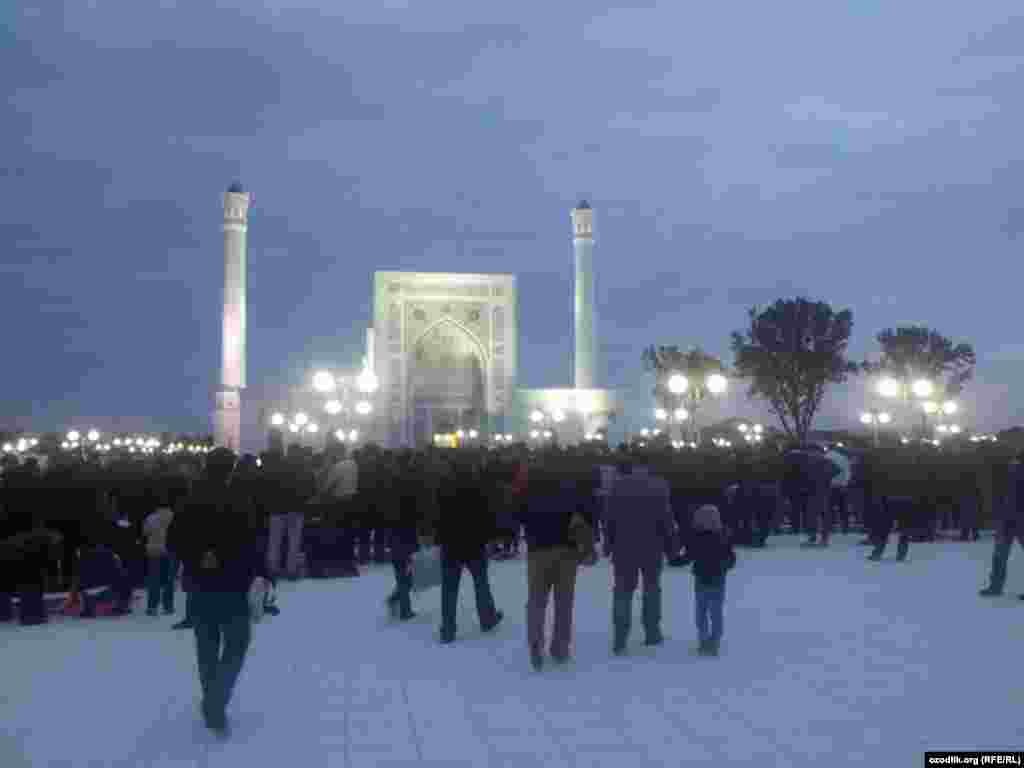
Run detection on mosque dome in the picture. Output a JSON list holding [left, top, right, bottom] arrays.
[[227, 181, 245, 194], [576, 200, 591, 210]]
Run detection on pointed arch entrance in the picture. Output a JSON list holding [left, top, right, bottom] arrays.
[[408, 316, 487, 445]]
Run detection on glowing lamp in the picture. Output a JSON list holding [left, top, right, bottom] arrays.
[[667, 374, 688, 395], [312, 371, 336, 393], [912, 379, 934, 398], [706, 373, 728, 395], [877, 378, 901, 398]]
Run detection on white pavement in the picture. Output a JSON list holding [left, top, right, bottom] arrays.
[[3, 535, 1023, 767]]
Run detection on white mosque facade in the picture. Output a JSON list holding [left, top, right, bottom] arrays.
[[214, 189, 618, 450]]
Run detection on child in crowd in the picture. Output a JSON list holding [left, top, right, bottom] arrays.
[[689, 505, 736, 656]]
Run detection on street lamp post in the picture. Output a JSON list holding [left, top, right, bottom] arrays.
[[859, 409, 892, 447], [272, 363, 380, 451], [737, 422, 764, 446], [658, 371, 727, 446], [655, 406, 690, 444], [921, 399, 958, 441], [877, 376, 948, 439]]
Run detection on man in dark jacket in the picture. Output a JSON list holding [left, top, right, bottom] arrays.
[[435, 456, 503, 644], [520, 463, 595, 669], [167, 448, 268, 735], [785, 446, 839, 547], [980, 453, 1024, 598], [606, 458, 675, 654], [385, 451, 421, 620]]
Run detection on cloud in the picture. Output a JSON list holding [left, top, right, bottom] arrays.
[[5, 0, 1024, 435]]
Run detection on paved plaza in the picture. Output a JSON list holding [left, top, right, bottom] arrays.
[[3, 535, 1022, 767]]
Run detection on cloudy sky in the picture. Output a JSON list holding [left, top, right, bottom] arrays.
[[4, 1, 1024, 441]]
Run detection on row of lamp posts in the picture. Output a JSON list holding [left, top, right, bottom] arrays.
[[269, 362, 380, 449], [861, 376, 962, 446], [653, 371, 729, 446]]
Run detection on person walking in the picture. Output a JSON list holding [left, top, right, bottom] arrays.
[[143, 490, 176, 616], [435, 455, 503, 645], [980, 451, 1024, 598], [520, 462, 596, 670], [868, 446, 924, 562], [689, 504, 736, 656], [167, 448, 269, 736], [385, 451, 421, 621], [606, 457, 675, 655]]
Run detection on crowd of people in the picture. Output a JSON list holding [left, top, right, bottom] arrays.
[[3, 437, 1023, 735]]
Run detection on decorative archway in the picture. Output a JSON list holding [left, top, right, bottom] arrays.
[[407, 316, 488, 445]]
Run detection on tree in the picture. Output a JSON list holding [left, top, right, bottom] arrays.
[[730, 298, 858, 443], [864, 325, 975, 395]]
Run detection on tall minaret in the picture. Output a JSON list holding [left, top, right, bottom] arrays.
[[214, 182, 250, 451], [572, 200, 596, 389]]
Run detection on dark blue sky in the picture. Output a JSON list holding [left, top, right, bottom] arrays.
[[4, 2, 1024, 439]]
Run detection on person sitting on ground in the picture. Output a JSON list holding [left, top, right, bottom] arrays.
[[0, 518, 63, 625], [77, 541, 135, 617]]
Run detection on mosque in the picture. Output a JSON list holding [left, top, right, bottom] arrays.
[[213, 185, 618, 451]]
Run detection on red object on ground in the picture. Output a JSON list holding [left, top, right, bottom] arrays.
[[62, 592, 83, 617]]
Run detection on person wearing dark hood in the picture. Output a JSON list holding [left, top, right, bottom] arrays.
[[689, 505, 736, 656], [166, 447, 269, 736]]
